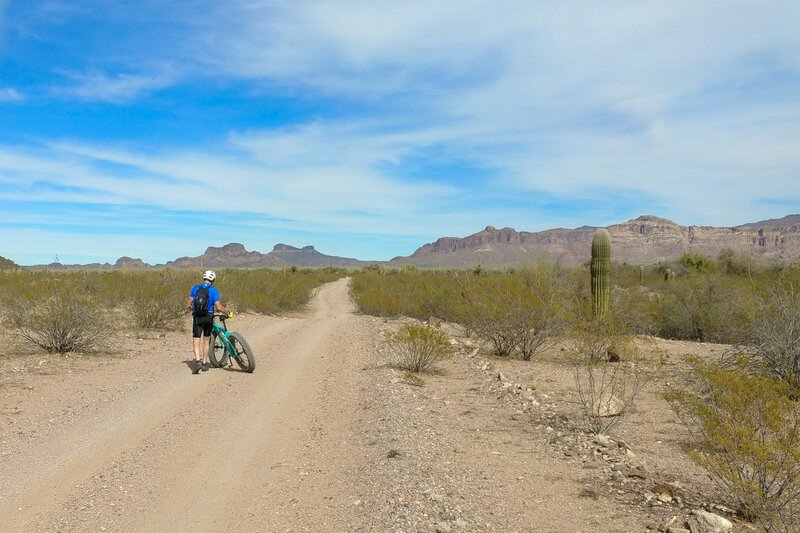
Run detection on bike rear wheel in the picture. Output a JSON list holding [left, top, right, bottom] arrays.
[[229, 331, 255, 373], [208, 330, 228, 368]]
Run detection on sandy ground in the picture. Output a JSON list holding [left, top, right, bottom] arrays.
[[0, 278, 749, 532]]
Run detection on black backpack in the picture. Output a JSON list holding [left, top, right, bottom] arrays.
[[193, 285, 210, 317]]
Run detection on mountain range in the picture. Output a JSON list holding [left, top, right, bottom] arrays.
[[20, 214, 800, 270]]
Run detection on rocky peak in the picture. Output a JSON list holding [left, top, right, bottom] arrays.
[[205, 243, 248, 256], [114, 256, 148, 269]]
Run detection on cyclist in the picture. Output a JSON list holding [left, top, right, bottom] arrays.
[[186, 270, 230, 374]]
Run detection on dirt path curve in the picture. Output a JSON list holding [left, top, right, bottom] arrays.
[[0, 277, 377, 532]]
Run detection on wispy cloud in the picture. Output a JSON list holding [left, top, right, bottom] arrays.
[[0, 87, 23, 101], [55, 68, 177, 102]]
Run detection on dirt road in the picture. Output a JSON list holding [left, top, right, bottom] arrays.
[[0, 277, 732, 532], [1, 277, 382, 532]]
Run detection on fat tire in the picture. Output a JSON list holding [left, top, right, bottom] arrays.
[[208, 330, 228, 368], [229, 331, 256, 373]]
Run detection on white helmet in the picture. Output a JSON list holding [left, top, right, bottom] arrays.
[[203, 270, 216, 282]]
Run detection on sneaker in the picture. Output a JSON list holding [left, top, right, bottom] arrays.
[[201, 362, 209, 372], [192, 361, 201, 374]]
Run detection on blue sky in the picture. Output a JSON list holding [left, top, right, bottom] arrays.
[[1, 1, 798, 265]]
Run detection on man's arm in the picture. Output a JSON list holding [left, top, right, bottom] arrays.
[[214, 301, 229, 315]]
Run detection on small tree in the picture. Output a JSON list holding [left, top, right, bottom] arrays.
[[384, 322, 453, 373], [666, 357, 800, 532]]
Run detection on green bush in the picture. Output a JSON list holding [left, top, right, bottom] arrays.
[[383, 322, 453, 373], [220, 267, 346, 314], [126, 270, 187, 329], [717, 248, 758, 276], [457, 265, 562, 359], [3, 280, 110, 353], [679, 252, 718, 273], [739, 273, 800, 392], [654, 274, 746, 342], [666, 357, 800, 531], [350, 269, 465, 320]]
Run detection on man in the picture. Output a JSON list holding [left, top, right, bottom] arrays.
[[186, 270, 230, 374]]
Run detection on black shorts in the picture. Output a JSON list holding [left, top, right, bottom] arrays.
[[192, 314, 214, 338]]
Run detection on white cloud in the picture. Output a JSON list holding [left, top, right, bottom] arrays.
[[0, 87, 23, 101], [56, 68, 177, 102]]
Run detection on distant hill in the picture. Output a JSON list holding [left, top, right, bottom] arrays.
[[24, 243, 373, 270], [0, 255, 18, 270], [17, 214, 800, 270], [388, 214, 800, 267], [164, 243, 372, 269]]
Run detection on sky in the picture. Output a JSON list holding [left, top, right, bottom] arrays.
[[0, 1, 798, 265]]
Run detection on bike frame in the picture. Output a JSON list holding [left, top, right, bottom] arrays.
[[211, 314, 236, 355]]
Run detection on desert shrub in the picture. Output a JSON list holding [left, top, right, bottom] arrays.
[[612, 284, 660, 335], [654, 274, 746, 342], [717, 248, 758, 276], [3, 280, 109, 353], [383, 322, 453, 373], [565, 309, 661, 434], [222, 267, 345, 314], [738, 274, 800, 392], [679, 252, 718, 273], [666, 357, 800, 532], [350, 269, 414, 317], [126, 270, 187, 329], [457, 264, 563, 359], [350, 269, 465, 320]]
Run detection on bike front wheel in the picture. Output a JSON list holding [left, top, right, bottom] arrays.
[[208, 330, 228, 368], [228, 331, 255, 373]]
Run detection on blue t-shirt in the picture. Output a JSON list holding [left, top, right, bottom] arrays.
[[190, 282, 220, 315]]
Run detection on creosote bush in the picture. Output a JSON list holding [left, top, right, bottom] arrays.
[[384, 322, 453, 373], [457, 265, 563, 359], [3, 281, 109, 353], [666, 357, 800, 532], [126, 270, 187, 329]]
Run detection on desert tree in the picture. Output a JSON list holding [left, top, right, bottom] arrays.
[[666, 356, 800, 532]]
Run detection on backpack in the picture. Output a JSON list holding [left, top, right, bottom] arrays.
[[193, 285, 210, 317]]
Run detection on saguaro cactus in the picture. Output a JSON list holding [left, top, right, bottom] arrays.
[[591, 228, 611, 318]]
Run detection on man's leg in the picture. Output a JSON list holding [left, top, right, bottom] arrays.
[[193, 337, 202, 362], [192, 336, 203, 373], [202, 335, 211, 366]]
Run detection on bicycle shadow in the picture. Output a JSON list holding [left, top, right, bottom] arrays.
[[216, 363, 252, 373]]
